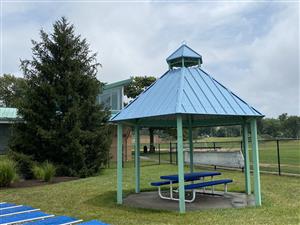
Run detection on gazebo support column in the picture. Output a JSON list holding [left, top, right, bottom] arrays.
[[134, 125, 140, 193], [117, 123, 123, 204], [250, 119, 262, 206], [177, 115, 186, 213], [242, 123, 251, 195], [188, 121, 194, 173]]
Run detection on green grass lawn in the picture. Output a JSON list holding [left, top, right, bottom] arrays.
[[0, 163, 299, 225]]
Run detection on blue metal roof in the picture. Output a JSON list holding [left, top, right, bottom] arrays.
[[166, 44, 202, 61], [111, 66, 263, 122]]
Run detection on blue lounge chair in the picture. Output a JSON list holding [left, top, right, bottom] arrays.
[[22, 215, 82, 225], [0, 203, 19, 210], [79, 220, 110, 225], [0, 211, 53, 225], [0, 205, 39, 217], [0, 203, 110, 225]]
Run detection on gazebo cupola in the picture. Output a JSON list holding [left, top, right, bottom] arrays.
[[166, 43, 203, 69]]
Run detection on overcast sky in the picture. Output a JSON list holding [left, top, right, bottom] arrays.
[[1, 1, 299, 118]]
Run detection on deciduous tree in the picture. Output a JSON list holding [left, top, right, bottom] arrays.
[[0, 74, 26, 107]]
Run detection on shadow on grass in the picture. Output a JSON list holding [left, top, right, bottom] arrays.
[[85, 190, 116, 208], [84, 190, 176, 214]]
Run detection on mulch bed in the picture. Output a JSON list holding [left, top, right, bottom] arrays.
[[5, 177, 79, 189]]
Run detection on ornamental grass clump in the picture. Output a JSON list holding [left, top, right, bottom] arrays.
[[0, 159, 18, 187], [32, 161, 56, 182], [43, 161, 56, 182], [32, 164, 44, 180]]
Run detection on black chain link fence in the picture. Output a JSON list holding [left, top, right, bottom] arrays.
[[136, 139, 300, 176]]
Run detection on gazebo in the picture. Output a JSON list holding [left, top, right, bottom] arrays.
[[111, 44, 263, 213]]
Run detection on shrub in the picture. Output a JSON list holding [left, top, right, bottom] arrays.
[[32, 161, 56, 182], [0, 159, 18, 187], [8, 151, 35, 179], [32, 164, 44, 180], [42, 161, 56, 182]]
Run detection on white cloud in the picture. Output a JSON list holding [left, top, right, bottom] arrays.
[[1, 2, 299, 117]]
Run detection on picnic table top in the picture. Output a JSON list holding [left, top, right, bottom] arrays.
[[160, 171, 221, 181]]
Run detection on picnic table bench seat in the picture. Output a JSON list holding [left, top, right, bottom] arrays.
[[150, 180, 178, 186], [185, 179, 233, 190]]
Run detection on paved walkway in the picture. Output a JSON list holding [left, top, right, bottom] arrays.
[[124, 191, 255, 211]]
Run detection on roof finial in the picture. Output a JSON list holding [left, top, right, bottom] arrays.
[[181, 40, 186, 45]]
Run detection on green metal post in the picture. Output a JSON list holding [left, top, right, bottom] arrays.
[[188, 120, 194, 173], [117, 123, 123, 204], [242, 123, 251, 195], [250, 119, 262, 206], [134, 125, 140, 193], [177, 114, 186, 213]]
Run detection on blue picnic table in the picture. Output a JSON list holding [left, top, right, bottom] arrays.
[[151, 171, 232, 202], [160, 171, 221, 182]]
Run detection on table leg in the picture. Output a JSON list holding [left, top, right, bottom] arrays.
[[170, 181, 173, 199]]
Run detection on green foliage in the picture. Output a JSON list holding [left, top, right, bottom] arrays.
[[32, 164, 44, 180], [9, 17, 112, 177], [0, 74, 27, 107], [261, 118, 281, 137], [8, 150, 35, 179], [42, 161, 56, 182], [281, 116, 300, 138], [33, 161, 56, 182], [0, 158, 18, 187], [163, 128, 188, 141], [257, 114, 300, 138], [193, 114, 299, 139], [124, 76, 156, 99]]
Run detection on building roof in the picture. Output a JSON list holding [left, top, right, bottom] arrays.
[[0, 107, 19, 122], [111, 45, 263, 124], [103, 78, 132, 90]]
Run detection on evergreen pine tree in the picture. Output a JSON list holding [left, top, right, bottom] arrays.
[[10, 17, 112, 177]]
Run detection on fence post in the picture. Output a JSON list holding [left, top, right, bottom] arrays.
[[158, 144, 161, 165], [277, 139, 281, 175], [169, 142, 172, 164], [213, 142, 216, 151]]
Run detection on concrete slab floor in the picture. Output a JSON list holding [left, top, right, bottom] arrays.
[[123, 191, 255, 212]]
